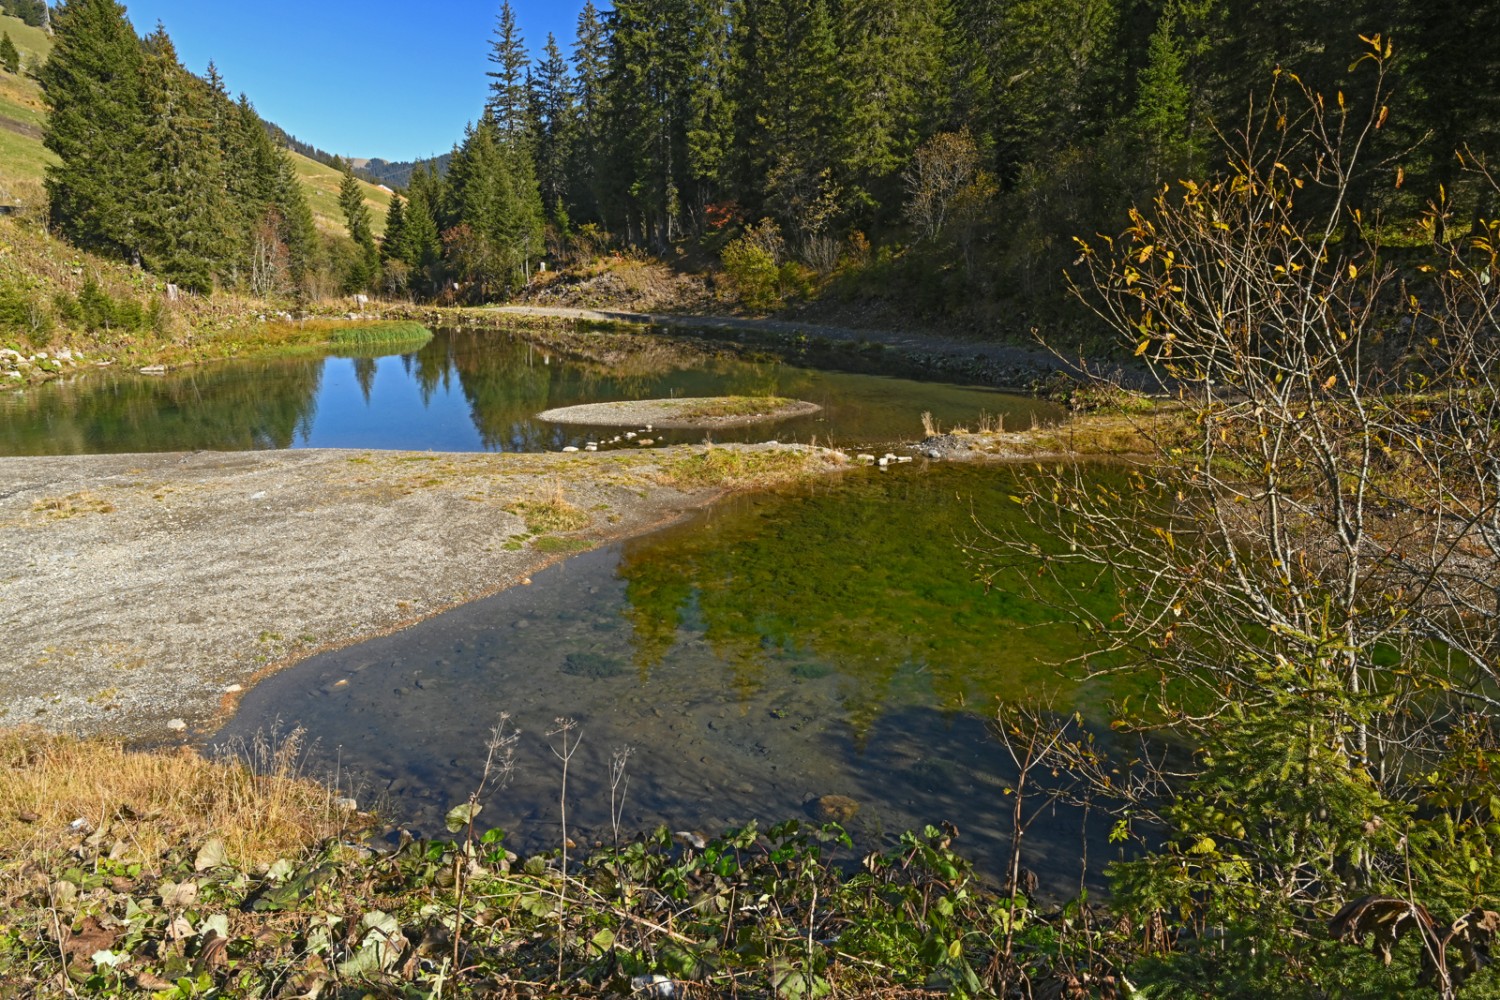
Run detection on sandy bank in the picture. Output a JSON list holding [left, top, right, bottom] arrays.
[[0, 445, 832, 743], [538, 396, 821, 430]]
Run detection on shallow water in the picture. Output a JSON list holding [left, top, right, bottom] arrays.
[[0, 328, 1059, 456], [215, 464, 1122, 888]]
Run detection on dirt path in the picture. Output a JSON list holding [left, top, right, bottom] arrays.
[[483, 305, 1137, 386], [0, 444, 833, 743]]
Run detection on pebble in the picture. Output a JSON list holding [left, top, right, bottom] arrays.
[[562, 446, 579, 453], [223, 684, 243, 693], [166, 718, 187, 732]]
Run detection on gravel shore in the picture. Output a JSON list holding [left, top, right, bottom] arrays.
[[537, 396, 821, 429], [0, 446, 815, 743]]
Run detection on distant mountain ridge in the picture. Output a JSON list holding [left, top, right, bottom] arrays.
[[354, 153, 453, 191]]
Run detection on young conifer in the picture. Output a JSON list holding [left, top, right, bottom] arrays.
[[0, 32, 19, 74]]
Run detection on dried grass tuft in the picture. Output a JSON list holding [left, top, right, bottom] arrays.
[[0, 727, 349, 877]]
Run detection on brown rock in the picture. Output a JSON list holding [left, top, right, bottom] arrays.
[[813, 795, 860, 824]]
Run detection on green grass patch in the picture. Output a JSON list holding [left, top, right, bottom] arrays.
[[658, 446, 824, 490], [326, 320, 432, 349], [506, 493, 591, 535], [534, 534, 593, 554], [673, 395, 798, 419]]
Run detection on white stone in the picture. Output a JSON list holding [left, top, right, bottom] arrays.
[[166, 719, 187, 732], [562, 446, 580, 453]]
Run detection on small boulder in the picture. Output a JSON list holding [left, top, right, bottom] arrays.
[[812, 794, 861, 824]]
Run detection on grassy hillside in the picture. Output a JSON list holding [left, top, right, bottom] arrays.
[[290, 150, 391, 237], [0, 13, 390, 233]]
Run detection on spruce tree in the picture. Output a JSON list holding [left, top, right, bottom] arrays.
[[485, 1, 529, 139], [339, 162, 378, 292], [135, 25, 234, 293], [569, 0, 608, 222], [40, 0, 147, 260], [731, 0, 841, 229], [400, 164, 444, 294], [381, 194, 406, 263], [529, 33, 575, 222], [1133, 5, 1194, 170], [834, 0, 949, 214], [0, 32, 19, 75]]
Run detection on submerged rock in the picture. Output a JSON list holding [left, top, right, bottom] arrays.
[[561, 651, 624, 679], [812, 794, 861, 824]]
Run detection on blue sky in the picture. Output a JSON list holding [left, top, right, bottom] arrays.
[[118, 1, 591, 162]]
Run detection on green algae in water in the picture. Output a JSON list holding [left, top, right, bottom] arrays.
[[617, 463, 1121, 739]]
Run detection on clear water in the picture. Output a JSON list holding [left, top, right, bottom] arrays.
[[214, 464, 1122, 888], [0, 328, 1060, 456]]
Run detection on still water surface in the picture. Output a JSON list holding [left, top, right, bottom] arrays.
[[7, 327, 1104, 882], [0, 328, 1059, 455], [215, 464, 1118, 886]]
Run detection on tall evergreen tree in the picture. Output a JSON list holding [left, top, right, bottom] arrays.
[[529, 32, 576, 223], [602, 0, 734, 246], [986, 0, 1120, 178], [339, 161, 379, 292], [381, 194, 406, 263], [731, 0, 841, 233], [569, 0, 609, 223], [446, 115, 544, 296], [1133, 4, 1195, 170], [485, 1, 529, 139], [135, 25, 234, 292], [833, 0, 949, 215], [400, 164, 445, 293], [40, 0, 147, 260]]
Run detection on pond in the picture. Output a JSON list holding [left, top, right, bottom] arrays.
[[214, 462, 1123, 891], [0, 327, 1060, 455], [10, 324, 1112, 886]]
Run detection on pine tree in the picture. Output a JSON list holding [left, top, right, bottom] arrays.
[[1133, 5, 1194, 170], [986, 0, 1120, 177], [135, 25, 234, 293], [40, 0, 147, 260], [446, 115, 544, 297], [400, 164, 445, 293], [529, 33, 576, 222], [569, 0, 609, 222], [833, 0, 949, 215], [339, 162, 378, 292], [602, 0, 733, 247], [381, 194, 406, 263], [485, 1, 529, 139], [0, 32, 19, 75], [731, 0, 841, 230]]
